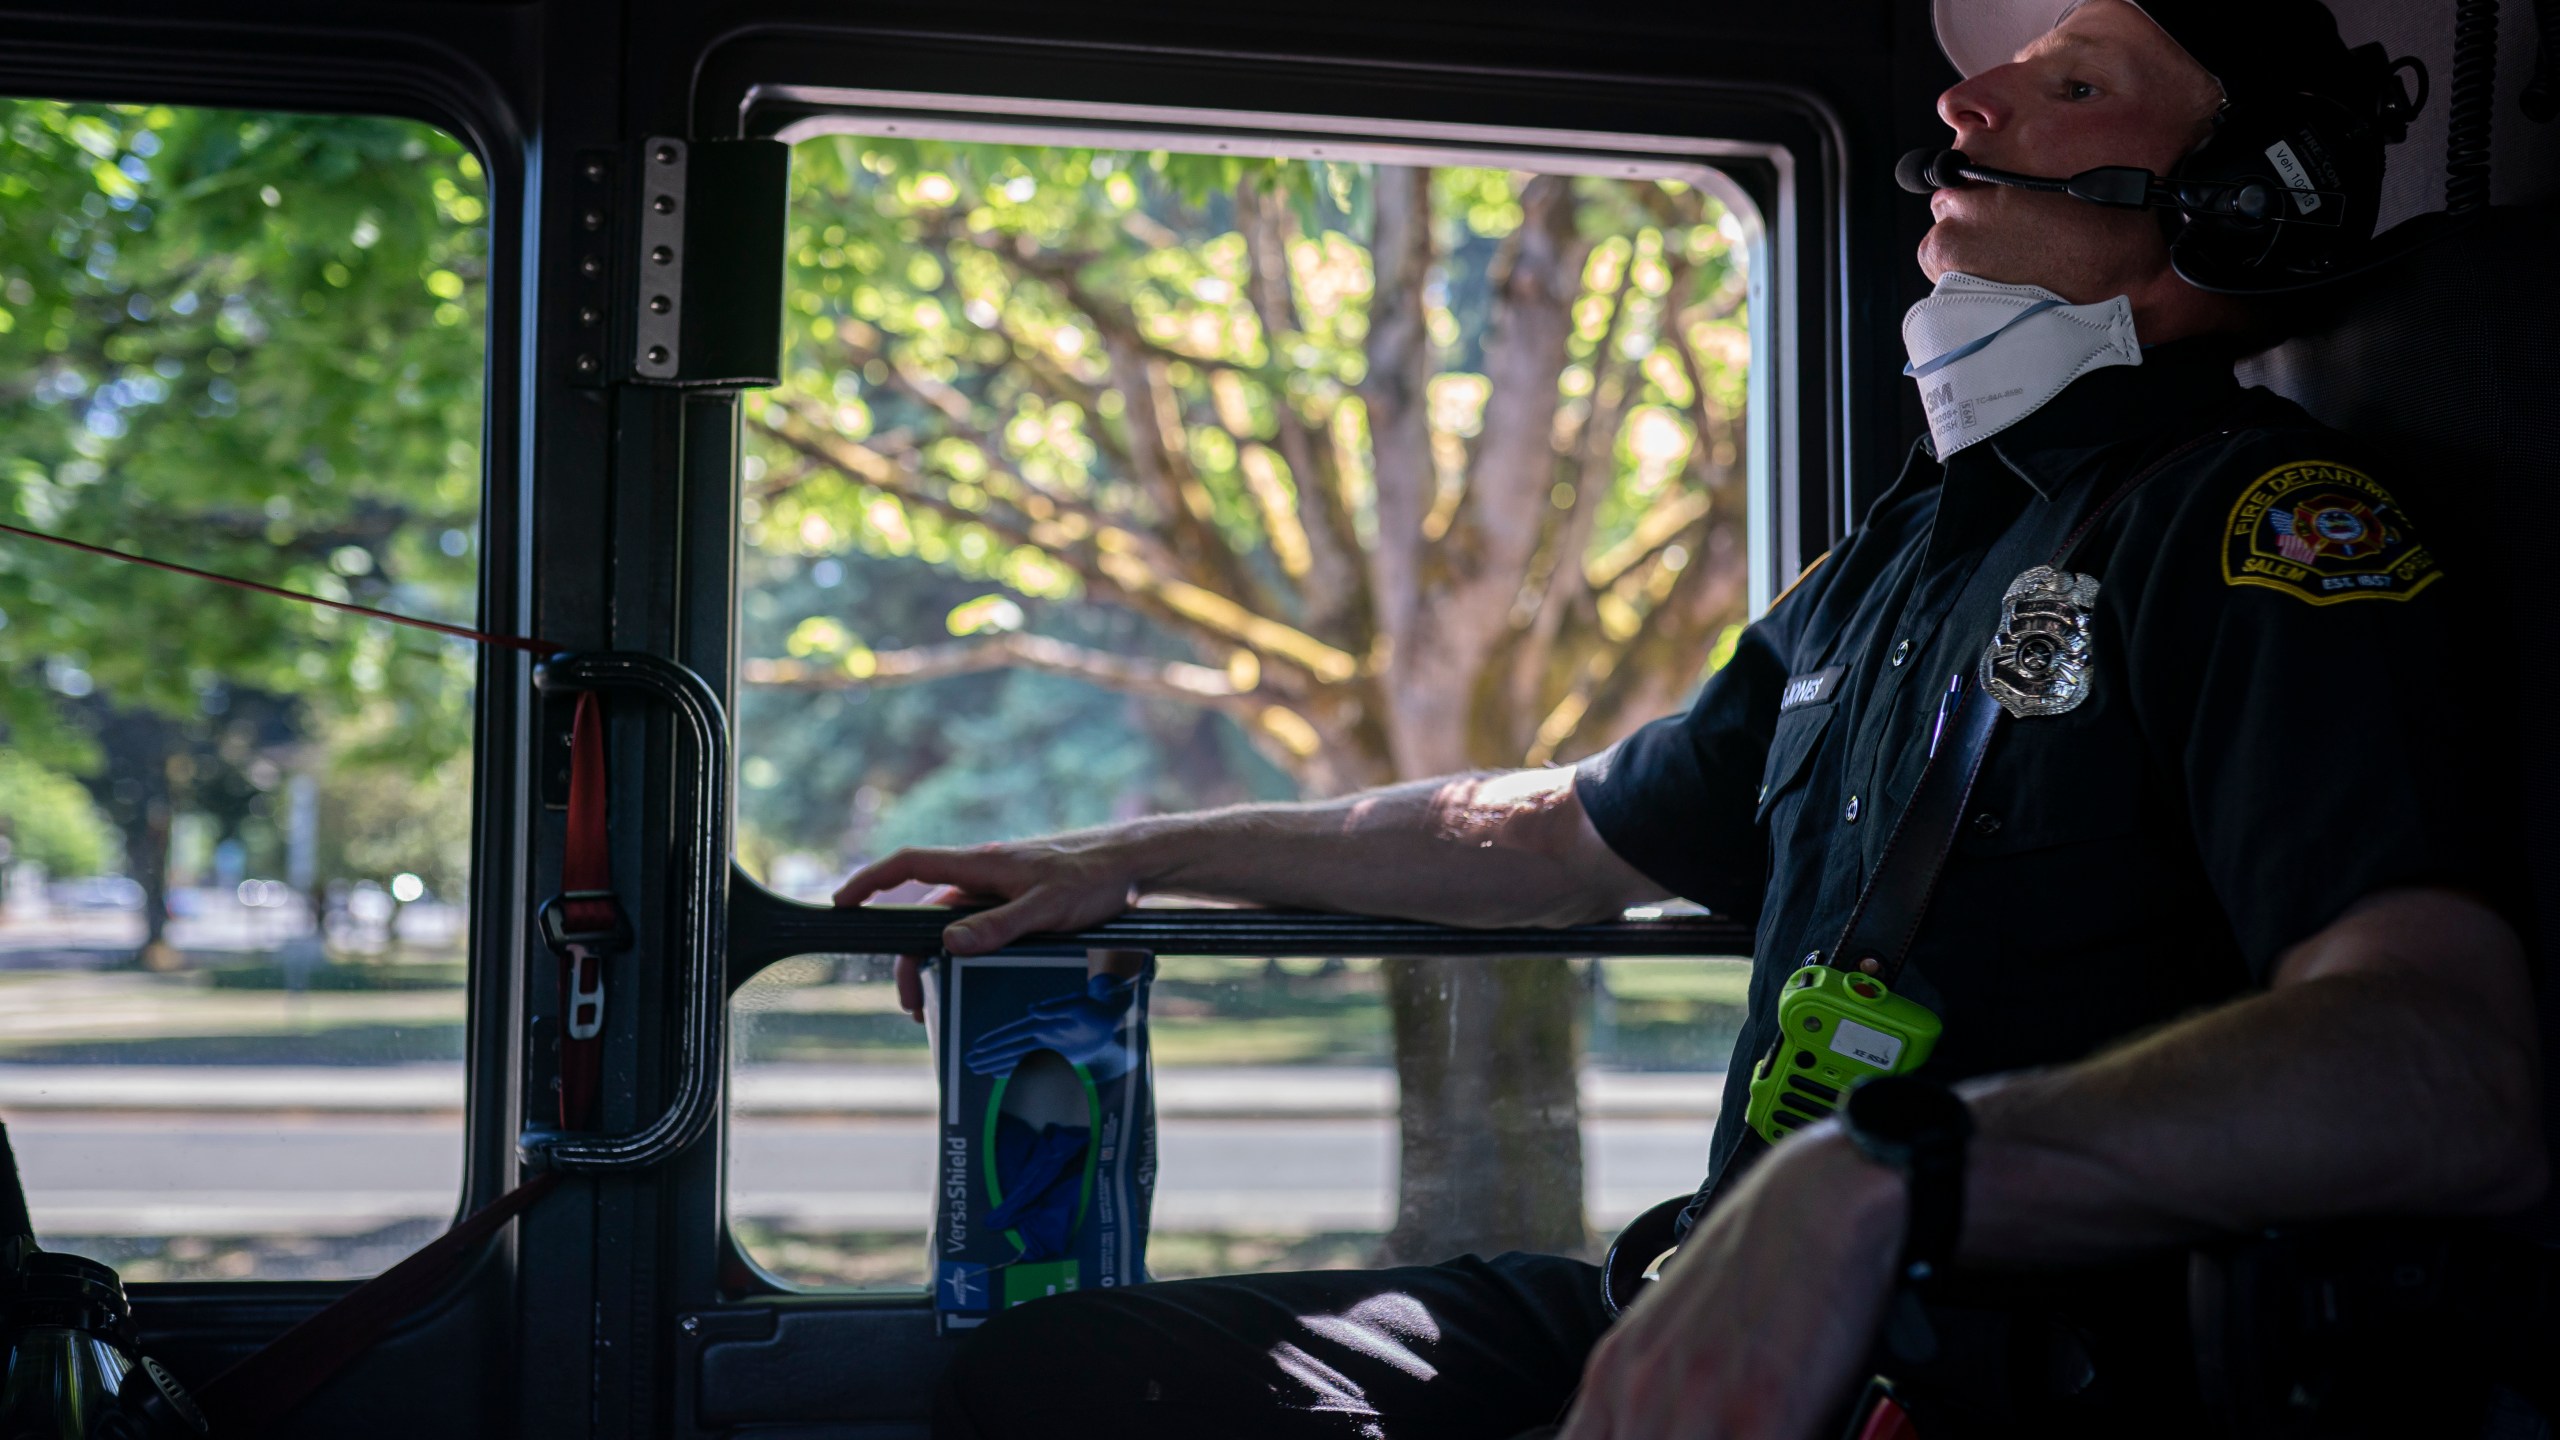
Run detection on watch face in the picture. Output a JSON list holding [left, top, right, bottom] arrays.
[[1847, 1075, 1971, 1147]]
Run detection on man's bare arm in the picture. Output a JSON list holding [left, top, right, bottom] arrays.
[[832, 767, 1669, 956], [1953, 885, 2547, 1259], [1562, 887, 2545, 1440]]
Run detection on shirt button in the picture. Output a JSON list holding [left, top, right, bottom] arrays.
[[1972, 812, 2002, 836], [1843, 795, 1862, 824], [1889, 639, 1911, 668]]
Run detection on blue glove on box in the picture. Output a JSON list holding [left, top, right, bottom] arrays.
[[964, 972, 1139, 1081], [983, 1113, 1090, 1261]]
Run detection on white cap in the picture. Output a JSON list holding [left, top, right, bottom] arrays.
[[1932, 0, 2078, 78]]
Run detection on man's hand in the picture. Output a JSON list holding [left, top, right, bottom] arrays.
[[835, 838, 1145, 962], [1562, 1132, 1905, 1440]]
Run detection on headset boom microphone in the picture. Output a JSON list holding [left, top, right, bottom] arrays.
[[1893, 145, 2309, 222]]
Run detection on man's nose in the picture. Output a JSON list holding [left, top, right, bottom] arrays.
[[1937, 69, 2011, 148]]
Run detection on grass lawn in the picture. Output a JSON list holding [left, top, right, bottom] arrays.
[[0, 952, 1752, 1071], [732, 954, 1750, 1070]]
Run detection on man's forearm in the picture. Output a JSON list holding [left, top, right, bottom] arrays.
[[1953, 893, 2545, 1265], [1121, 768, 1662, 928]]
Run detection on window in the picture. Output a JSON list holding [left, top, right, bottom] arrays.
[[0, 101, 487, 1280], [728, 119, 1759, 1290]]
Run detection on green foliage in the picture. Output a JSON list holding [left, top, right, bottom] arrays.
[[754, 138, 1740, 612], [741, 136, 1753, 864], [0, 749, 117, 874], [313, 726, 473, 896], [735, 549, 1290, 884], [0, 100, 486, 773]]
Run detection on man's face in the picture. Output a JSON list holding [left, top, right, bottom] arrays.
[[1918, 0, 2224, 300]]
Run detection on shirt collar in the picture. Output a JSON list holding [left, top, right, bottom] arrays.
[[1949, 338, 2245, 499]]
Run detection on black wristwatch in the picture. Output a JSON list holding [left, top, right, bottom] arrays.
[[1842, 1075, 1972, 1285]]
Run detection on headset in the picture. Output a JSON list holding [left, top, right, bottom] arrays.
[[1899, 42, 2429, 293]]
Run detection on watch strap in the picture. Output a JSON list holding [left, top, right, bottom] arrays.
[[1896, 1140, 1967, 1283], [1845, 1079, 1971, 1285]]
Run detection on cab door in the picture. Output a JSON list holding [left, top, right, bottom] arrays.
[[0, 7, 546, 1438]]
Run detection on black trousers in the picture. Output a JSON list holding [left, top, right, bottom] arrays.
[[932, 1252, 1612, 1440]]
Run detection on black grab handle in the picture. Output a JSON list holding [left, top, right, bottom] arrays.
[[518, 652, 729, 1175]]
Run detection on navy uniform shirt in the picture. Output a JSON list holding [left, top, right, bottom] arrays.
[[1575, 340, 2507, 1183]]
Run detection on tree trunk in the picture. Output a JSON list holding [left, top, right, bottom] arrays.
[[1368, 173, 1597, 1265], [86, 707, 179, 969], [1379, 954, 1587, 1262]]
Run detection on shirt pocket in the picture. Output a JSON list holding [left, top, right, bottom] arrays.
[[1755, 703, 1834, 827], [1953, 725, 2144, 858]]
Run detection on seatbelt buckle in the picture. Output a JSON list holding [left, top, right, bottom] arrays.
[[563, 950, 607, 1040], [537, 890, 632, 957], [539, 891, 629, 1043]]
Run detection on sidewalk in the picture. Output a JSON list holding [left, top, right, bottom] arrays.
[[0, 1062, 1724, 1120]]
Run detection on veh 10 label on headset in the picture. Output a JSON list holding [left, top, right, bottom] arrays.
[[2264, 140, 2324, 213]]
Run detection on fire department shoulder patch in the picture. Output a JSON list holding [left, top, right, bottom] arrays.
[[2222, 461, 2443, 605]]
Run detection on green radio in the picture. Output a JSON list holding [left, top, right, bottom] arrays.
[[1744, 965, 1943, 1144]]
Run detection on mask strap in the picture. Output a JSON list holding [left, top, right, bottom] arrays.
[[1902, 297, 2066, 378]]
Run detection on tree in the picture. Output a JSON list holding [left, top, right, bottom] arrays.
[[0, 101, 487, 957], [743, 139, 1752, 1259], [0, 749, 117, 878]]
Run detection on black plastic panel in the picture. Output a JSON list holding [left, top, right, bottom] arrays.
[[684, 1301, 947, 1434]]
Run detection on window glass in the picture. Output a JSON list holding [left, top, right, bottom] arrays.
[[731, 129, 1754, 1288], [732, 953, 1741, 1289], [0, 101, 486, 1280]]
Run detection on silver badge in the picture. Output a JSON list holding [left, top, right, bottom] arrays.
[[1978, 565, 2101, 718]]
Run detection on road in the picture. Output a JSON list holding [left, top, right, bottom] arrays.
[[7, 1111, 1716, 1237]]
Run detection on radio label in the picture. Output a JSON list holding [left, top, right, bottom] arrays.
[[1830, 1018, 1904, 1070]]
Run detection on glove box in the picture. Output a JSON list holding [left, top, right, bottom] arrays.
[[922, 951, 1158, 1333]]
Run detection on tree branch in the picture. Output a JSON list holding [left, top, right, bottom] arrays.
[[742, 630, 1250, 708], [1445, 175, 1591, 594], [1503, 246, 1645, 743], [1358, 164, 1437, 691], [756, 399, 1358, 692], [1389, 173, 1588, 775], [814, 323, 1174, 563], [763, 396, 1077, 548], [1236, 174, 1373, 650]]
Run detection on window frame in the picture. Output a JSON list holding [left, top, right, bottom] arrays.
[[697, 74, 1835, 1306], [0, 55, 531, 1284]]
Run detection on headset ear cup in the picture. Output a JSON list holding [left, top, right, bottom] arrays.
[[2169, 93, 2385, 292]]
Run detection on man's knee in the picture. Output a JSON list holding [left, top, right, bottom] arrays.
[[932, 1292, 1126, 1439]]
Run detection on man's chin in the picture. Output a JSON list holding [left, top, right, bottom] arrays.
[[1917, 222, 2025, 288]]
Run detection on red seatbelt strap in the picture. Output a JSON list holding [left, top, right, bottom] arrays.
[[194, 1171, 563, 1436], [540, 691, 626, 1131], [1853, 1395, 1919, 1440]]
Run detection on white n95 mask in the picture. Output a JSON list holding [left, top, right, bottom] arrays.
[[1903, 272, 2142, 458]]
